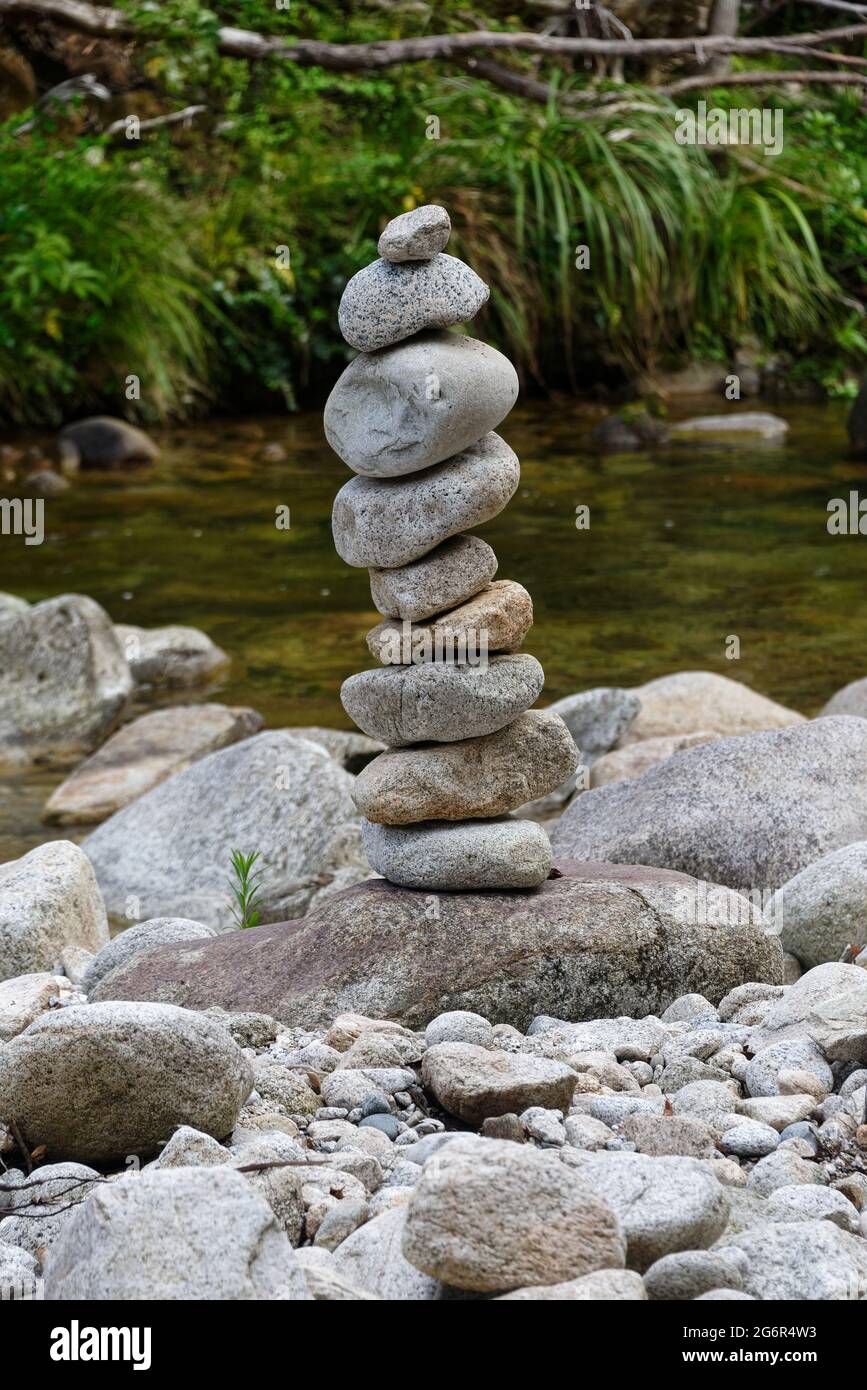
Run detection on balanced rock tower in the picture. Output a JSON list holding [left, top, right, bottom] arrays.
[[326, 205, 577, 891]]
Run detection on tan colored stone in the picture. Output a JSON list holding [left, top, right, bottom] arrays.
[[591, 731, 718, 787], [402, 1136, 625, 1291], [353, 710, 576, 825], [619, 671, 804, 746], [421, 1043, 577, 1124], [366, 581, 532, 665], [44, 704, 263, 825]]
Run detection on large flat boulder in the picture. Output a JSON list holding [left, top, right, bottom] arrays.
[[81, 730, 365, 929], [90, 862, 782, 1030], [552, 718, 867, 892], [0, 594, 132, 768], [44, 703, 263, 825]]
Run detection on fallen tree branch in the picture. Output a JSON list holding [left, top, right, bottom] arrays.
[[104, 103, 207, 138], [1, 0, 867, 69]]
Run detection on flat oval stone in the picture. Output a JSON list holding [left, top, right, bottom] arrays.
[[324, 332, 519, 478], [341, 653, 544, 745], [366, 581, 533, 664], [332, 433, 519, 569], [338, 254, 489, 353], [361, 817, 553, 891], [378, 205, 451, 262], [353, 710, 577, 824], [370, 535, 498, 623]]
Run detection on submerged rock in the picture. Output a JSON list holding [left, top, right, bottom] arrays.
[[114, 622, 229, 690], [58, 416, 158, 468]]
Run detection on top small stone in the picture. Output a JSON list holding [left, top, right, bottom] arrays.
[[378, 205, 451, 263]]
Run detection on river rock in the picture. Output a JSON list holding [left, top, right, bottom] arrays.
[[0, 840, 109, 981], [0, 594, 132, 768], [324, 332, 519, 478], [496, 1269, 647, 1300], [552, 717, 867, 891], [83, 917, 218, 995], [718, 1219, 867, 1300], [58, 416, 158, 468], [401, 1136, 626, 1292], [619, 671, 804, 745], [92, 863, 782, 1030], [516, 687, 641, 817], [353, 710, 577, 823], [0, 1001, 253, 1163], [332, 1206, 442, 1299], [44, 1167, 310, 1300], [378, 204, 451, 262], [370, 534, 498, 623], [643, 1249, 745, 1300], [591, 731, 718, 788], [44, 703, 263, 825], [332, 432, 519, 569], [564, 1151, 729, 1270], [81, 730, 363, 928], [362, 816, 552, 890], [421, 1043, 576, 1123], [339, 254, 489, 353], [0, 1162, 102, 1258], [115, 622, 228, 690], [367, 580, 532, 664], [821, 676, 867, 718], [755, 962, 867, 1062], [669, 413, 789, 442], [0, 971, 66, 1041], [766, 842, 867, 970], [284, 726, 384, 773], [342, 653, 543, 746]]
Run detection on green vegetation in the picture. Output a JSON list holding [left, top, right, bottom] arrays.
[[1, 1, 866, 424], [228, 848, 264, 929]]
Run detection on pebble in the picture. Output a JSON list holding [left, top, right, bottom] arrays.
[[370, 534, 498, 624], [338, 254, 489, 353], [378, 204, 451, 262], [362, 816, 553, 892]]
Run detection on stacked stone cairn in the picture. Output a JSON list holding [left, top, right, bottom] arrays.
[[326, 205, 577, 891]]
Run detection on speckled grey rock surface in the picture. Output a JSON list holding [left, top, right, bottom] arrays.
[[717, 1219, 867, 1300], [767, 841, 867, 970], [401, 1136, 626, 1292], [367, 580, 532, 664], [369, 535, 498, 623], [353, 711, 577, 824], [552, 717, 867, 891], [361, 816, 553, 890], [421, 1042, 576, 1123], [44, 1167, 311, 1300], [820, 676, 867, 718], [324, 332, 518, 478], [563, 1150, 730, 1271], [332, 432, 519, 569], [0, 840, 109, 981], [0, 1001, 253, 1162], [338, 254, 489, 352], [341, 653, 544, 745], [82, 916, 218, 995], [378, 204, 451, 262], [91, 865, 782, 1030]]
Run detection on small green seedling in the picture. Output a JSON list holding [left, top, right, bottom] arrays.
[[228, 848, 264, 929]]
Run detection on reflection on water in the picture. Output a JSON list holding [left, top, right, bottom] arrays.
[[1, 397, 865, 861]]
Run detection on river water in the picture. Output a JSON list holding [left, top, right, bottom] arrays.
[[2, 397, 865, 862]]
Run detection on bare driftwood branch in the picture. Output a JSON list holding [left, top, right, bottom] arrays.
[[104, 104, 207, 138], [1, 0, 867, 70]]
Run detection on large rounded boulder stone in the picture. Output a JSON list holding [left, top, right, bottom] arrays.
[[90, 862, 782, 1030], [0, 1002, 254, 1163], [0, 840, 109, 981], [81, 730, 364, 928], [552, 718, 867, 892], [0, 594, 132, 768], [44, 1167, 310, 1300], [401, 1136, 626, 1292]]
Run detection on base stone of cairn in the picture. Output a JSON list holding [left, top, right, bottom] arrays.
[[325, 204, 577, 891]]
